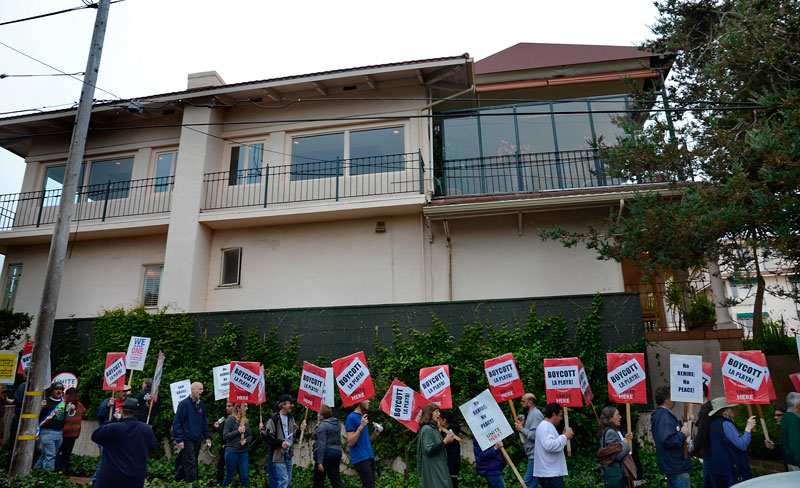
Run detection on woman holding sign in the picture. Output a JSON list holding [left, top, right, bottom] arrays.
[[707, 398, 755, 487], [597, 406, 632, 488], [222, 403, 252, 487], [313, 404, 344, 488], [417, 403, 455, 488]]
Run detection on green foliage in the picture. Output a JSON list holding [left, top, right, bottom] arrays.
[[684, 294, 717, 328], [66, 455, 98, 477], [0, 469, 75, 488], [743, 319, 798, 355], [0, 309, 31, 350]]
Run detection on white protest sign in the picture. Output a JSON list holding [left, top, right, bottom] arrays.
[[389, 385, 414, 421], [544, 365, 580, 390], [300, 369, 326, 398], [52, 372, 78, 390], [702, 372, 711, 387], [670, 354, 703, 403], [322, 367, 335, 407], [213, 364, 230, 401], [420, 367, 450, 399], [104, 357, 126, 385], [459, 389, 514, 452], [335, 356, 368, 396], [607, 358, 646, 395], [579, 366, 590, 394], [485, 358, 520, 387], [721, 353, 765, 390], [230, 362, 259, 394], [170, 379, 191, 413], [125, 336, 151, 371]]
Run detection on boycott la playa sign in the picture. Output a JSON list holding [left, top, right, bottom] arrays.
[[484, 353, 524, 402], [332, 351, 375, 407], [17, 342, 32, 375], [670, 355, 703, 404], [379, 379, 431, 432], [544, 358, 582, 407], [103, 353, 127, 391], [298, 362, 327, 412], [702, 362, 712, 388], [720, 351, 770, 404], [460, 389, 515, 452], [125, 336, 151, 371], [607, 353, 647, 404], [229, 361, 261, 404], [578, 358, 594, 405], [419, 365, 452, 409]]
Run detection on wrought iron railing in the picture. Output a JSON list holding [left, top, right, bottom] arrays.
[[436, 149, 645, 197], [625, 278, 713, 332], [202, 152, 424, 211], [0, 176, 174, 231]]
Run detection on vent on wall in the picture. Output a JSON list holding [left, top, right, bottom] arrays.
[[343, 85, 358, 91]]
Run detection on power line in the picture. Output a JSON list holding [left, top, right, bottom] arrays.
[[0, 1, 125, 27], [0, 72, 84, 79]]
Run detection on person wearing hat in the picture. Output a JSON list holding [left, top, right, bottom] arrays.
[[93, 385, 131, 483], [33, 381, 73, 471], [91, 396, 157, 488], [172, 382, 212, 482], [707, 397, 755, 487], [261, 394, 307, 488]]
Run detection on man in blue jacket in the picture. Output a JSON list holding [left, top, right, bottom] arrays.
[[92, 397, 157, 488], [172, 382, 212, 482], [651, 386, 691, 488]]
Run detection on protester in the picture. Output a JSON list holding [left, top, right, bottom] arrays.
[[439, 411, 462, 488], [263, 394, 306, 488], [707, 397, 755, 487], [597, 406, 632, 488], [214, 402, 235, 485], [473, 439, 507, 488], [33, 381, 70, 471], [91, 397, 157, 488], [689, 384, 713, 487], [313, 404, 344, 488], [651, 386, 691, 488], [222, 403, 252, 487], [93, 387, 130, 483], [781, 392, 800, 471], [346, 399, 382, 488], [135, 378, 159, 424], [55, 387, 85, 474], [515, 393, 544, 488], [532, 403, 574, 488], [417, 403, 455, 488], [172, 382, 212, 482]]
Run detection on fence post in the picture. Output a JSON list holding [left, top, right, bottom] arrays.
[[418, 150, 424, 194], [515, 150, 525, 192], [335, 157, 340, 202], [480, 157, 487, 194], [36, 191, 46, 228], [593, 149, 606, 186], [101, 180, 111, 222], [263, 165, 270, 208]]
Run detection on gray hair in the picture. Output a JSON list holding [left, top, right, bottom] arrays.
[[787, 392, 800, 409]]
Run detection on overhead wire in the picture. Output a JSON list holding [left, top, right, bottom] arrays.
[[0, 1, 125, 27]]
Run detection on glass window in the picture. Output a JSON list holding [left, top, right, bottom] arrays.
[[227, 144, 263, 185], [552, 101, 593, 151], [589, 97, 629, 146], [154, 152, 177, 193], [291, 133, 344, 180], [516, 105, 556, 154], [2, 264, 22, 309], [729, 279, 756, 300], [479, 108, 517, 158], [350, 127, 405, 175], [142, 265, 163, 307], [443, 115, 480, 160], [220, 248, 242, 286], [87, 157, 134, 201], [43, 164, 86, 205]]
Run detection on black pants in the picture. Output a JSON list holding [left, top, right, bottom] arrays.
[[175, 439, 201, 482], [450, 474, 459, 488], [313, 452, 343, 488], [216, 447, 226, 484], [540, 477, 565, 488], [353, 458, 376, 488], [55, 436, 77, 474]]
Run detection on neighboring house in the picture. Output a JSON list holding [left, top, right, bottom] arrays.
[[0, 43, 671, 330]]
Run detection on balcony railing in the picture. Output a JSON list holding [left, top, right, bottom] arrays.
[[202, 152, 424, 211], [625, 278, 713, 332], [0, 176, 174, 231], [436, 149, 641, 197]]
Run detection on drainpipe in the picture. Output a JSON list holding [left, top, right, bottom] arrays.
[[442, 220, 452, 301], [707, 258, 736, 329]]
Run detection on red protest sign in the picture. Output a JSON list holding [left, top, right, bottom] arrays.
[[484, 353, 524, 403], [756, 352, 777, 401], [577, 358, 594, 405], [606, 353, 647, 404], [258, 366, 267, 405], [790, 372, 800, 392], [544, 358, 583, 407], [379, 379, 431, 433], [720, 351, 770, 404], [419, 365, 452, 409], [229, 361, 262, 404], [332, 352, 375, 408], [103, 353, 127, 391], [17, 342, 32, 375], [702, 362, 712, 389], [298, 362, 327, 412]]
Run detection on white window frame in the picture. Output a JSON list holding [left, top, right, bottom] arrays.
[[219, 247, 242, 287], [152, 150, 179, 193], [225, 139, 267, 185], [141, 264, 164, 308], [2, 263, 23, 309]]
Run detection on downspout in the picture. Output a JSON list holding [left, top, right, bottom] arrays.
[[442, 220, 452, 301]]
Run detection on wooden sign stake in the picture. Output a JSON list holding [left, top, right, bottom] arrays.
[[563, 406, 572, 457], [500, 446, 527, 488], [146, 398, 154, 424], [296, 407, 310, 449], [127, 369, 134, 389], [756, 404, 770, 441], [437, 424, 466, 444], [625, 403, 633, 449], [107, 392, 114, 421]]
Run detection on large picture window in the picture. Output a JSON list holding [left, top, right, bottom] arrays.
[[349, 127, 405, 175], [228, 144, 263, 185], [291, 133, 344, 180], [154, 152, 177, 192], [86, 157, 135, 201]]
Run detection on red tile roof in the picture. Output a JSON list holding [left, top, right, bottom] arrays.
[[475, 42, 655, 75]]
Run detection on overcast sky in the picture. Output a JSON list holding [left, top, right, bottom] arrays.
[[0, 0, 661, 263]]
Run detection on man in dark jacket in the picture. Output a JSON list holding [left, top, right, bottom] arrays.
[[92, 397, 157, 488], [473, 439, 507, 487], [651, 386, 691, 488], [172, 382, 212, 482], [135, 378, 159, 424]]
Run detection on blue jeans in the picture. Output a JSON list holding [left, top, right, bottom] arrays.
[[222, 450, 249, 487], [524, 458, 538, 488], [268, 450, 275, 488], [666, 472, 690, 488], [702, 460, 711, 487], [92, 446, 103, 483], [272, 454, 292, 488], [486, 474, 507, 488], [34, 429, 62, 471]]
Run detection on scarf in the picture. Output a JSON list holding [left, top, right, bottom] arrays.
[[36, 399, 66, 438]]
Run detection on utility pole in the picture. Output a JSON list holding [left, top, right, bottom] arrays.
[[9, 0, 111, 476]]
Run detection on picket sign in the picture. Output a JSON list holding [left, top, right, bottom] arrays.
[[229, 361, 262, 404], [607, 353, 646, 449], [332, 352, 375, 408], [321, 367, 335, 408], [544, 357, 583, 457], [719, 351, 770, 404], [459, 389, 525, 488], [297, 362, 327, 413], [756, 352, 776, 442], [670, 354, 703, 445], [52, 372, 78, 390], [213, 364, 231, 401], [147, 351, 166, 423], [790, 372, 800, 393], [17, 342, 32, 375], [0, 350, 19, 384], [419, 365, 452, 409], [125, 336, 151, 371], [702, 362, 712, 389], [170, 379, 191, 413], [484, 353, 525, 428], [103, 353, 126, 391], [379, 379, 431, 433]]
